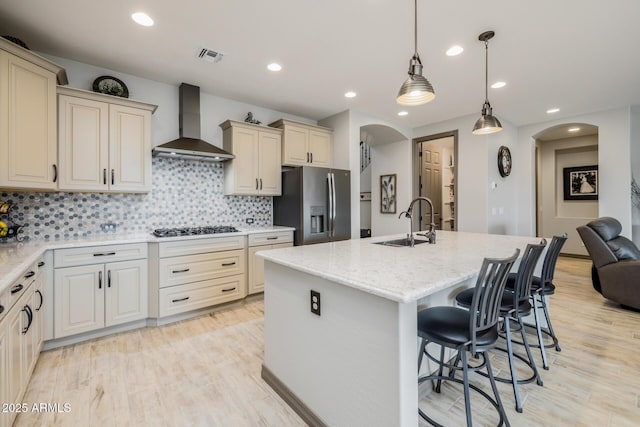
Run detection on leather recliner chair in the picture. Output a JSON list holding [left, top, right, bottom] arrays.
[[577, 217, 640, 310]]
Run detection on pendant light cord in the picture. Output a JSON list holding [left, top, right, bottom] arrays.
[[484, 40, 489, 103], [414, 0, 418, 56]]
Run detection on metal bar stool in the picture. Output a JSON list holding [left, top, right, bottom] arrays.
[[417, 249, 519, 427], [455, 241, 546, 413], [505, 234, 567, 369]]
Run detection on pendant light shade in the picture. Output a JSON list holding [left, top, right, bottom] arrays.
[[396, 0, 435, 106], [472, 31, 502, 135]]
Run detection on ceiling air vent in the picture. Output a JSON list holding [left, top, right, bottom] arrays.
[[198, 48, 224, 63]]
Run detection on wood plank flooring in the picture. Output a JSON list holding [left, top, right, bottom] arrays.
[[15, 257, 640, 426]]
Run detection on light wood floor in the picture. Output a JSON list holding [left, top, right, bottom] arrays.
[[15, 257, 640, 426]]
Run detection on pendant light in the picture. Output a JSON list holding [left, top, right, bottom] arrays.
[[396, 0, 435, 106], [472, 31, 502, 135]]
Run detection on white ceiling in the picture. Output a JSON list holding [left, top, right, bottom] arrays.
[[1, 0, 639, 129]]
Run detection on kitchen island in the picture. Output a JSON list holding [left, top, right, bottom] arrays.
[[258, 230, 543, 427]]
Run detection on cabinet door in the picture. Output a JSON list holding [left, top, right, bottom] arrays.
[[258, 131, 282, 195], [0, 321, 8, 427], [0, 51, 57, 190], [7, 302, 26, 407], [230, 127, 259, 194], [105, 259, 148, 327], [308, 129, 332, 168], [247, 246, 265, 295], [109, 104, 151, 192], [58, 95, 109, 191], [54, 264, 105, 338], [282, 125, 309, 166], [30, 276, 44, 366]]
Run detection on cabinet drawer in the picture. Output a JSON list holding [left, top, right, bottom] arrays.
[[6, 263, 38, 312], [159, 275, 246, 317], [54, 243, 148, 268], [248, 231, 293, 247], [159, 249, 245, 289], [158, 235, 245, 258]]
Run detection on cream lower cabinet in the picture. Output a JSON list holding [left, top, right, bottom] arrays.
[[57, 87, 156, 193], [269, 119, 332, 168], [220, 120, 282, 196], [0, 257, 44, 427], [53, 244, 148, 338], [247, 231, 293, 294], [0, 47, 61, 190], [150, 235, 247, 319]]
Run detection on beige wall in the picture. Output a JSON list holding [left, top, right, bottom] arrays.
[[537, 134, 598, 255]]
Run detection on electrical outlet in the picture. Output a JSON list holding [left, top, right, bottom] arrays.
[[310, 290, 321, 316], [245, 217, 255, 224]]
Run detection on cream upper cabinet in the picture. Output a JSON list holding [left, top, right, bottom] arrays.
[[57, 87, 156, 193], [0, 50, 59, 190], [269, 119, 333, 168], [220, 120, 282, 196]]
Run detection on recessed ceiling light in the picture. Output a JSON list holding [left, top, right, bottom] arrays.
[[491, 81, 506, 89], [131, 12, 154, 27], [568, 127, 580, 132], [546, 108, 560, 114], [267, 63, 282, 72], [446, 45, 464, 56], [344, 91, 357, 98], [398, 111, 408, 116]]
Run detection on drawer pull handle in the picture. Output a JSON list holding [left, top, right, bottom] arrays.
[[38, 261, 45, 267], [222, 262, 236, 267], [35, 290, 44, 311], [11, 284, 24, 294], [172, 268, 190, 273], [266, 236, 278, 240], [172, 297, 190, 303], [24, 271, 35, 278], [0, 305, 4, 315], [93, 252, 116, 257], [222, 287, 236, 293]]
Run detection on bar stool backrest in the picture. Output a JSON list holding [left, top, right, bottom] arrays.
[[511, 240, 547, 307], [539, 234, 568, 289], [469, 249, 520, 354]]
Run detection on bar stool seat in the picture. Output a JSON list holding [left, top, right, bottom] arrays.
[[418, 306, 499, 348]]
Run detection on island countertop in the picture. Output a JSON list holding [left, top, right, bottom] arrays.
[[258, 230, 542, 303]]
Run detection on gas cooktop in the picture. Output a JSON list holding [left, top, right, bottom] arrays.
[[152, 225, 239, 238]]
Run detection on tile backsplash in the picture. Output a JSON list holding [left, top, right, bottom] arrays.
[[0, 157, 272, 241]]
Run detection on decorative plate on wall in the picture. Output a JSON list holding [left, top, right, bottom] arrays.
[[498, 146, 512, 177], [92, 75, 129, 98]]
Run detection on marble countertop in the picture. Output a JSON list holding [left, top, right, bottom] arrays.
[[0, 226, 294, 294], [258, 230, 542, 303]]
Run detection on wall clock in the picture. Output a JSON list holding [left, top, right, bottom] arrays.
[[498, 146, 512, 177]]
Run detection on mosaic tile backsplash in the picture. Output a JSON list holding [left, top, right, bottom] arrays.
[[0, 157, 272, 241]]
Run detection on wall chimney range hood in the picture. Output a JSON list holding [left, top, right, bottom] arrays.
[[152, 83, 234, 162]]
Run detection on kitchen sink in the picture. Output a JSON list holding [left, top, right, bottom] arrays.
[[374, 238, 430, 247]]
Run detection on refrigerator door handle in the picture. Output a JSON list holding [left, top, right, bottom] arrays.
[[331, 172, 337, 238], [327, 172, 334, 238]]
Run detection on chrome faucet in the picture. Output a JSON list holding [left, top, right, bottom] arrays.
[[398, 197, 437, 246]]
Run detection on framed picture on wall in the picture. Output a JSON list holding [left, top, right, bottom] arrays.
[[380, 174, 397, 214], [563, 165, 598, 200]]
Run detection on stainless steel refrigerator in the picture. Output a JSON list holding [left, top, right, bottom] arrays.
[[273, 167, 351, 246]]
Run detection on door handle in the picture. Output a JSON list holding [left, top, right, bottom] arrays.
[[331, 172, 337, 237], [260, 178, 263, 190], [107, 270, 111, 288], [111, 169, 115, 185], [22, 305, 33, 334], [310, 152, 313, 163], [98, 271, 102, 289], [327, 173, 333, 237], [52, 164, 57, 183], [35, 290, 43, 311], [307, 152, 310, 163], [103, 168, 107, 185], [256, 178, 259, 190]]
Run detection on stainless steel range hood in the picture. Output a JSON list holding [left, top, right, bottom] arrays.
[[152, 83, 234, 162]]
